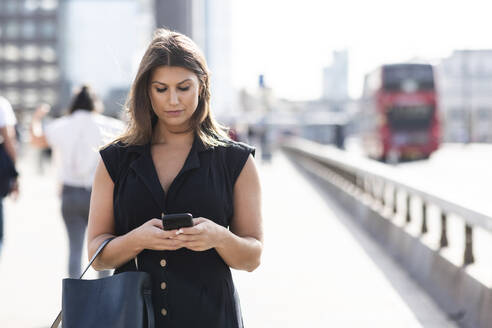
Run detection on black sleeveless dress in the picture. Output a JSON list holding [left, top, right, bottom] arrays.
[[99, 136, 255, 328]]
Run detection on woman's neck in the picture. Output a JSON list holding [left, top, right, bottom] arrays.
[[151, 124, 194, 147]]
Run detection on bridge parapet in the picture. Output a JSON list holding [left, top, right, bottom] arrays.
[[283, 137, 492, 328]]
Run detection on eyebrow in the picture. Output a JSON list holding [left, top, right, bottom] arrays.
[[151, 78, 192, 86]]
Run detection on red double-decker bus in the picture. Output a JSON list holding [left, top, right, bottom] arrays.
[[360, 63, 440, 162]]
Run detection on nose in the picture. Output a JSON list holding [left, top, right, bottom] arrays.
[[169, 89, 179, 105]]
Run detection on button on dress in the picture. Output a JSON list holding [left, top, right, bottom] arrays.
[[100, 136, 255, 328]]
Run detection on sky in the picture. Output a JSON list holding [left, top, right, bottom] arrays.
[[230, 0, 492, 100]]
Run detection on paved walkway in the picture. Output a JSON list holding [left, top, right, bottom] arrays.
[[234, 151, 457, 327], [0, 146, 457, 327]]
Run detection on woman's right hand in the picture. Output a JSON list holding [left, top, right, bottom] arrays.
[[130, 218, 183, 251]]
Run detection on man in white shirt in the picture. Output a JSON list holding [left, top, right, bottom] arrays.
[[30, 86, 124, 277], [0, 96, 19, 254]]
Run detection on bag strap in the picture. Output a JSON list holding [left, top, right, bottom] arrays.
[[80, 236, 116, 279], [50, 236, 116, 328]]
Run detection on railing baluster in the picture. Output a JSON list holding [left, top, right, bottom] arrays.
[[406, 194, 411, 223], [464, 224, 474, 265], [372, 179, 377, 200], [421, 201, 428, 234], [393, 187, 398, 214], [440, 212, 448, 248], [381, 182, 386, 207]]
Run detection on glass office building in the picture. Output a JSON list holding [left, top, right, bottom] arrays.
[[0, 0, 60, 114]]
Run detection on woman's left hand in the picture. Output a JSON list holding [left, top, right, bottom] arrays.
[[172, 217, 228, 251]]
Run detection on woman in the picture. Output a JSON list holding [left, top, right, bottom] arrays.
[[87, 28, 263, 327], [30, 86, 123, 278]]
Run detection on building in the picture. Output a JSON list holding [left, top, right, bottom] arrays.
[[0, 0, 60, 116], [202, 0, 233, 118], [322, 50, 349, 102], [0, 0, 234, 120], [437, 50, 492, 142], [154, 0, 234, 117], [154, 0, 206, 52], [57, 0, 153, 116], [154, 0, 194, 37]]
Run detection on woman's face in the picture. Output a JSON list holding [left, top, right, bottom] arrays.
[[148, 65, 201, 131]]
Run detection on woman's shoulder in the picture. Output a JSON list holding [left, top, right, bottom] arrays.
[[99, 141, 146, 163], [46, 115, 70, 130], [99, 141, 146, 182], [100, 140, 125, 155], [211, 139, 255, 184], [101, 140, 145, 151], [212, 139, 256, 158]]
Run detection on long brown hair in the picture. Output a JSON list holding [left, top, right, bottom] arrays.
[[115, 28, 229, 147]]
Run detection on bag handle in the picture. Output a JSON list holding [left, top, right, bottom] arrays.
[[80, 236, 116, 279], [50, 236, 116, 328]]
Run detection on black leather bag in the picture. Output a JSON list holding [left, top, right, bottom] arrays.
[[50, 238, 155, 328], [0, 142, 17, 197]]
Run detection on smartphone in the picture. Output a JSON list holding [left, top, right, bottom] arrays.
[[162, 213, 193, 231]]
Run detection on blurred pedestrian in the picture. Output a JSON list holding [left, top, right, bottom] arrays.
[[228, 126, 239, 141], [0, 96, 19, 255], [30, 86, 124, 278], [87, 28, 263, 327]]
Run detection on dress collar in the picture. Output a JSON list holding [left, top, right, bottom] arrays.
[[128, 134, 209, 210]]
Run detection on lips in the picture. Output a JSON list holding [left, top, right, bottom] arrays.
[[164, 110, 184, 117]]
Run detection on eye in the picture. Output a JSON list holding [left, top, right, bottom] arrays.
[[156, 87, 167, 93], [178, 86, 190, 91]]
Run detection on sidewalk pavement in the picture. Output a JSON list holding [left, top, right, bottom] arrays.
[[0, 146, 456, 327], [234, 151, 457, 327]]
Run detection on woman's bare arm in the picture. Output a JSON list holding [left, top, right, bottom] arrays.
[[87, 160, 140, 270], [215, 155, 263, 271]]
